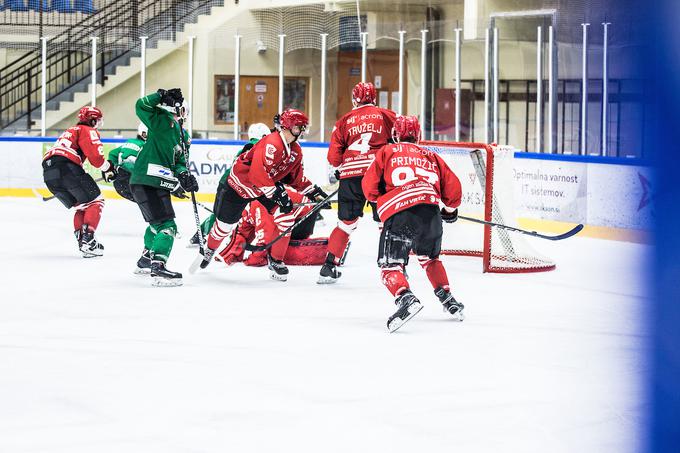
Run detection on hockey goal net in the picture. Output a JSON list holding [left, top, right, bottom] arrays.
[[420, 141, 555, 273]]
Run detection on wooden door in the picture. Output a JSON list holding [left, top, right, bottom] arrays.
[[337, 50, 405, 118], [239, 76, 279, 136]]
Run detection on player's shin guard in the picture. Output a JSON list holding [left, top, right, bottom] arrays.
[[207, 219, 234, 251], [149, 219, 177, 263], [80, 197, 104, 231], [417, 256, 449, 291], [73, 210, 85, 233], [380, 265, 410, 297], [144, 225, 156, 249], [326, 218, 358, 265]]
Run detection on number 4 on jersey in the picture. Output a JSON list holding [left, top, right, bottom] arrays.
[[347, 133, 373, 154]]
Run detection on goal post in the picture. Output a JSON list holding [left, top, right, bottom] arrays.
[[420, 141, 556, 273]]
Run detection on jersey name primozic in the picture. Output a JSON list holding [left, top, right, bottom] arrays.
[[362, 142, 462, 222]]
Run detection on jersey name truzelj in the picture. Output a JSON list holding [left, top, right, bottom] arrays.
[[347, 123, 382, 137]]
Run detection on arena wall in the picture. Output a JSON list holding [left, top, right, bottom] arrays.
[[0, 137, 652, 242]]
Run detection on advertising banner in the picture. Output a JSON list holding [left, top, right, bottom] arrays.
[[588, 164, 654, 230], [0, 138, 653, 232], [513, 159, 588, 223]]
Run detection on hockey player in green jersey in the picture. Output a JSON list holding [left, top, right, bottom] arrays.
[[188, 122, 271, 246], [108, 123, 147, 201], [130, 88, 199, 286]]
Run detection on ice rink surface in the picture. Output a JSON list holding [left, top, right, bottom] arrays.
[[0, 197, 649, 453]]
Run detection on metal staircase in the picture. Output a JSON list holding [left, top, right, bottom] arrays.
[[0, 0, 223, 132]]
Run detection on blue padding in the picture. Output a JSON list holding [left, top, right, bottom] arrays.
[[50, 0, 73, 12], [514, 151, 650, 167], [6, 0, 28, 11], [73, 0, 94, 13], [27, 0, 50, 10]]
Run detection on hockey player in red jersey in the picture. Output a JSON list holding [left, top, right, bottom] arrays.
[[216, 188, 327, 271], [318, 82, 396, 284], [198, 108, 329, 280], [42, 106, 117, 257], [362, 115, 465, 332]]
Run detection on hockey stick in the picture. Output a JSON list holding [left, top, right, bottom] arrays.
[[177, 119, 206, 257], [37, 177, 105, 201], [246, 188, 339, 252], [458, 215, 584, 241], [292, 199, 338, 208]]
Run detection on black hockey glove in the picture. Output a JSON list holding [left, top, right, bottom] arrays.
[[178, 171, 199, 192], [306, 185, 332, 209], [306, 185, 329, 202], [101, 160, 117, 182], [273, 183, 293, 214], [158, 88, 183, 107], [441, 207, 458, 224], [171, 186, 187, 199], [167, 88, 184, 104]]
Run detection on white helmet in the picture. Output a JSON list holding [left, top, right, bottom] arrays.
[[179, 101, 189, 120], [247, 123, 270, 140], [137, 123, 148, 140]]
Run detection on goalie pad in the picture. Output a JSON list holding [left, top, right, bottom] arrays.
[[229, 237, 329, 267]]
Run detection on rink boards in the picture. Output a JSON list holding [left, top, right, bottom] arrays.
[[0, 137, 652, 242]]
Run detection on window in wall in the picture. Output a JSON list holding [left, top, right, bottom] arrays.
[[283, 77, 308, 112], [215, 76, 235, 124]]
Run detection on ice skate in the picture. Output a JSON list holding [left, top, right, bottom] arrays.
[[317, 262, 341, 284], [134, 248, 152, 275], [79, 225, 104, 258], [187, 230, 201, 248], [387, 290, 423, 333], [434, 287, 465, 321], [267, 255, 289, 282], [150, 260, 183, 287]]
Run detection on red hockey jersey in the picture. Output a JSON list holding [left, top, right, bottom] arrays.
[[238, 191, 311, 246], [362, 142, 462, 222], [228, 131, 312, 199], [43, 125, 106, 168], [327, 104, 397, 179], [219, 190, 326, 266]]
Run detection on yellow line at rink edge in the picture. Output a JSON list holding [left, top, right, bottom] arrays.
[[0, 188, 650, 243]]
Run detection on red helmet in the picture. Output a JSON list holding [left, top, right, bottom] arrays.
[[278, 109, 309, 131], [352, 82, 377, 106], [77, 106, 103, 123], [391, 115, 421, 143]]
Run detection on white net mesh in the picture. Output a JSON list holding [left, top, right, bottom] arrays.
[[421, 141, 555, 273]]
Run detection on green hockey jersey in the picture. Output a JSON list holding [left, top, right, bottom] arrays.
[[130, 92, 190, 191], [108, 137, 145, 173], [218, 138, 259, 185]]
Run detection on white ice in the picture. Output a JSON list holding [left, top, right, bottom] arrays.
[[0, 197, 648, 453]]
